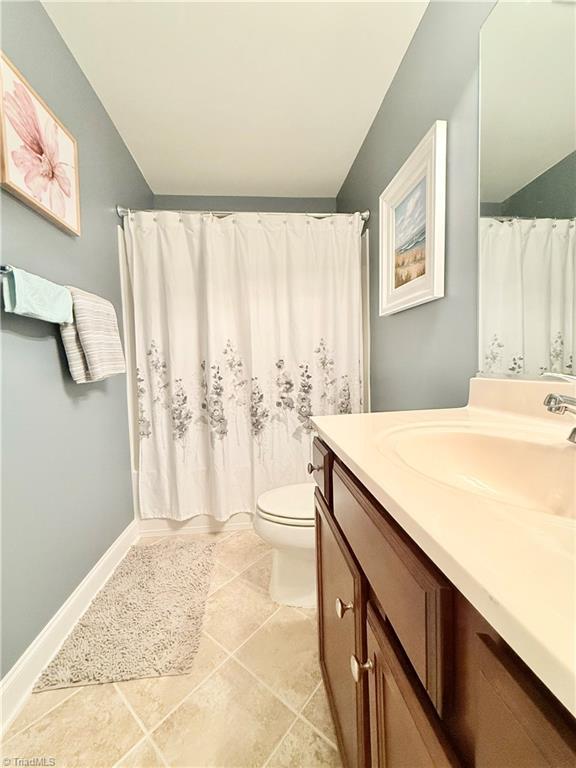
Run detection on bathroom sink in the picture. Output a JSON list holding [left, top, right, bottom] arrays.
[[378, 422, 575, 518]]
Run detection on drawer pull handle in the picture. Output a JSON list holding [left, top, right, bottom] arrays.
[[350, 654, 373, 683], [335, 597, 353, 619], [307, 462, 322, 475]]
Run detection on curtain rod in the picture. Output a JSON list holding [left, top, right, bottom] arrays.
[[116, 205, 370, 223]]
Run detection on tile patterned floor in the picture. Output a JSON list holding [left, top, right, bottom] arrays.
[[1, 531, 342, 768]]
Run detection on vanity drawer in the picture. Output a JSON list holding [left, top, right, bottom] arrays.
[[332, 460, 452, 716], [309, 437, 333, 506]]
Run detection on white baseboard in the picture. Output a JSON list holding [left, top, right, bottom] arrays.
[[1, 520, 139, 737], [137, 512, 253, 536]]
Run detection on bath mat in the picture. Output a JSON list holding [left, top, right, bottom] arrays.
[[34, 537, 215, 691]]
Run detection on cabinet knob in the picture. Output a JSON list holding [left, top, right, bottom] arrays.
[[335, 597, 353, 619], [350, 654, 373, 683], [307, 462, 322, 475]]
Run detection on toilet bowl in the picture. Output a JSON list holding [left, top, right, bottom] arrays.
[[254, 483, 316, 609]]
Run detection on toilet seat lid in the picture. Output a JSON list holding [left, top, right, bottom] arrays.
[[257, 483, 315, 523]]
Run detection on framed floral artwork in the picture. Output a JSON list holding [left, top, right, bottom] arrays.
[[0, 52, 80, 236], [379, 120, 446, 315]]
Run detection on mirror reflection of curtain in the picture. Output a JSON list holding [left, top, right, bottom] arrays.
[[122, 211, 364, 521], [479, 217, 575, 377]]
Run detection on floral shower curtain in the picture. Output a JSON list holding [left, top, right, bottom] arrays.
[[479, 217, 575, 377], [122, 211, 363, 521]]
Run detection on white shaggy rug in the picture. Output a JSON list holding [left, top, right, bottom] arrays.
[[34, 537, 215, 691]]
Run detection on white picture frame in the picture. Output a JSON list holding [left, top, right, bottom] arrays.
[[379, 120, 446, 316]]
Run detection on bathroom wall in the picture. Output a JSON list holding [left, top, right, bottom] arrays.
[[338, 1, 495, 412], [154, 195, 336, 213], [1, 2, 153, 675], [479, 201, 503, 217], [500, 151, 576, 219], [482, 152, 576, 219]]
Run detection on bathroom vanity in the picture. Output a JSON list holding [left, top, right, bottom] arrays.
[[311, 379, 576, 768]]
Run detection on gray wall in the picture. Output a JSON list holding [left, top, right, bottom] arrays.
[[479, 201, 502, 217], [1, 2, 153, 675], [338, 1, 494, 412], [500, 151, 576, 219], [154, 195, 336, 213]]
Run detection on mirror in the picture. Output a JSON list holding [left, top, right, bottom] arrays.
[[478, 0, 575, 378]]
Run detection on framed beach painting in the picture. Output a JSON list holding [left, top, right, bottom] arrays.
[[0, 52, 80, 236], [379, 121, 446, 315]]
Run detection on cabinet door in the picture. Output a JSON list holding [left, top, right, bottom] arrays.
[[366, 604, 461, 768], [316, 488, 368, 768], [475, 634, 576, 768]]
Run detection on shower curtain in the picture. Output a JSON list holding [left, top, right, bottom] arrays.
[[479, 217, 575, 377], [122, 211, 363, 521]]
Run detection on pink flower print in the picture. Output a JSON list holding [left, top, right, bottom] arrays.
[[4, 81, 71, 217]]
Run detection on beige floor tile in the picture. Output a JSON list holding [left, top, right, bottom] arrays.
[[118, 634, 227, 730], [117, 738, 164, 767], [2, 683, 143, 768], [302, 684, 338, 745], [268, 719, 342, 768], [152, 658, 294, 767], [236, 606, 320, 709], [297, 605, 318, 621], [204, 578, 278, 652], [213, 529, 270, 572], [3, 687, 79, 741], [238, 551, 273, 593], [208, 560, 237, 594]]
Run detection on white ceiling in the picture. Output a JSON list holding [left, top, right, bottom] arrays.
[[43, 2, 427, 197], [480, 1, 576, 203]]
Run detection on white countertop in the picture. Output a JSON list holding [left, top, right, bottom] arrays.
[[313, 378, 576, 717]]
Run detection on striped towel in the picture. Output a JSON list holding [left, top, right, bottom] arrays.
[[60, 287, 126, 383]]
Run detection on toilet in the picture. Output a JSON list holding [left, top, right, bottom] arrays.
[[254, 483, 316, 609]]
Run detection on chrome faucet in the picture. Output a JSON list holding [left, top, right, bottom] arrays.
[[543, 392, 576, 416], [542, 373, 576, 443]]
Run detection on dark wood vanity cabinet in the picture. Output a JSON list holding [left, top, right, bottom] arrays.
[[366, 604, 461, 768], [332, 460, 452, 717], [312, 437, 576, 768], [474, 635, 576, 768], [315, 488, 369, 767], [311, 436, 333, 506]]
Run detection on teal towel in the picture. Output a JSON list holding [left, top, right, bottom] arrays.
[[2, 267, 73, 324]]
